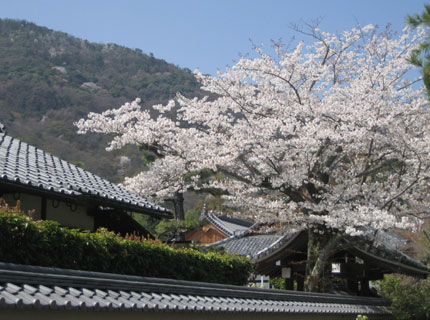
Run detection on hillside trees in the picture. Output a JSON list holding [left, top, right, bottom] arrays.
[[0, 18, 203, 181], [76, 24, 430, 292]]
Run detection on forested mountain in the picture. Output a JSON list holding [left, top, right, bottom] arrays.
[[0, 18, 203, 181]]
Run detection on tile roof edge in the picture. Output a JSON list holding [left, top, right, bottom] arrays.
[[217, 215, 254, 227], [253, 234, 289, 258], [253, 231, 306, 260], [0, 178, 172, 219], [351, 246, 429, 277], [206, 212, 233, 236], [0, 262, 391, 307]]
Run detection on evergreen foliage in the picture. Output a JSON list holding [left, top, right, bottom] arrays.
[[0, 211, 252, 285], [379, 274, 430, 320], [407, 4, 430, 96], [378, 222, 430, 320], [269, 277, 286, 290]]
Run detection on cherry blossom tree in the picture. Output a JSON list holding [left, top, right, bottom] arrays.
[[76, 24, 430, 292]]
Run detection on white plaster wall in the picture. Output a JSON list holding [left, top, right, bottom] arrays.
[[1, 193, 42, 220], [1, 192, 93, 230], [46, 199, 93, 230]]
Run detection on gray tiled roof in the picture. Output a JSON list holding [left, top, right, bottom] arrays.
[[205, 212, 254, 236], [0, 262, 392, 315], [209, 234, 283, 258], [208, 228, 302, 261], [0, 133, 171, 217]]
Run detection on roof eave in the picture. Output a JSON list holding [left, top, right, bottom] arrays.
[[0, 179, 173, 219], [351, 246, 429, 279]]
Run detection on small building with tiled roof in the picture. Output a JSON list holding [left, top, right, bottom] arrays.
[[0, 128, 172, 234], [210, 228, 429, 296], [185, 211, 254, 244], [0, 261, 394, 319]]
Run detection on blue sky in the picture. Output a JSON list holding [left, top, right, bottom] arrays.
[[0, 0, 428, 75]]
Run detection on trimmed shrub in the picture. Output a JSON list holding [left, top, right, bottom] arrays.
[[0, 211, 252, 285]]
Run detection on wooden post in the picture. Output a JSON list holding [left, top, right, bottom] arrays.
[[360, 279, 371, 296], [296, 277, 305, 291], [174, 191, 185, 221], [41, 197, 47, 220], [347, 279, 359, 294], [284, 278, 294, 290]]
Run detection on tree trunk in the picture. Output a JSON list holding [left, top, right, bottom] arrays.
[[173, 191, 185, 221], [304, 228, 340, 293]]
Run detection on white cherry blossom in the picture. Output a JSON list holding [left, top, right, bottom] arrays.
[[76, 25, 428, 236], [76, 26, 429, 291], [76, 26, 430, 290]]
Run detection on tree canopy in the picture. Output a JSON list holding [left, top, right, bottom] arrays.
[[76, 24, 429, 291]]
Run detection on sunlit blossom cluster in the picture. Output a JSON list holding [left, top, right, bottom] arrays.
[[76, 25, 429, 235]]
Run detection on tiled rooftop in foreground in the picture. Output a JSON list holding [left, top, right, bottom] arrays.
[[0, 262, 393, 319]]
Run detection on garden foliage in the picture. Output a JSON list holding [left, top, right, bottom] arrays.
[[379, 274, 430, 320], [0, 211, 252, 285]]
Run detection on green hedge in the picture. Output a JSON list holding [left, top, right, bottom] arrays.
[[0, 211, 252, 285]]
